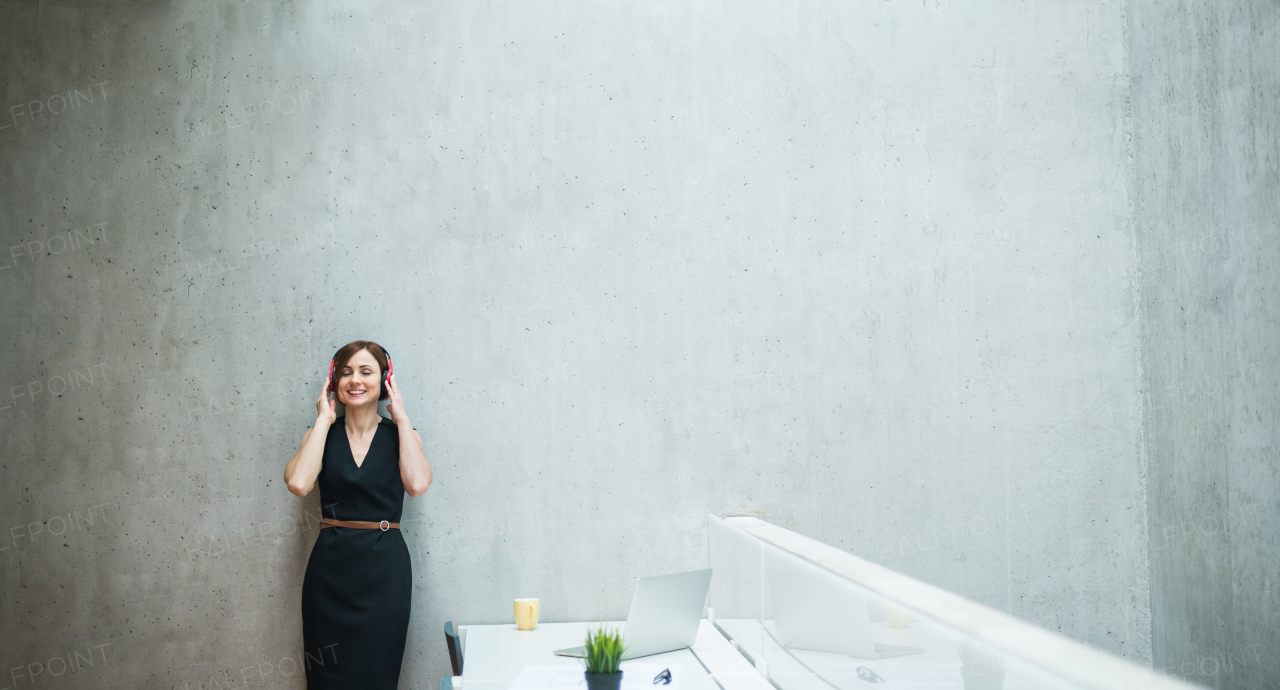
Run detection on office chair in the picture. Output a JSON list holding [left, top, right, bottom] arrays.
[[444, 620, 464, 676]]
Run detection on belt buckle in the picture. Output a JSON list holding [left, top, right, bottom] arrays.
[[379, 520, 390, 531]]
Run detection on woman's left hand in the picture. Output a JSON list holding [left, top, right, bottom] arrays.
[[386, 373, 410, 426], [388, 371, 432, 496]]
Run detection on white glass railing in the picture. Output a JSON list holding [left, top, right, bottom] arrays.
[[708, 515, 1199, 690]]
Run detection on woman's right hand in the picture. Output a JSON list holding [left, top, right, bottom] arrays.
[[316, 378, 337, 425]]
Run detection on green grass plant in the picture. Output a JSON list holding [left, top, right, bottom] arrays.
[[582, 625, 627, 674]]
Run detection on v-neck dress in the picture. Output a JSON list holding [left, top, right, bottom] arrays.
[[301, 416, 411, 689]]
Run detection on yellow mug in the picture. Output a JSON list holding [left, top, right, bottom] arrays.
[[885, 603, 911, 629], [514, 598, 540, 630]]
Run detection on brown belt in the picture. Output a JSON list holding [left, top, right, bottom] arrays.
[[321, 518, 400, 531]]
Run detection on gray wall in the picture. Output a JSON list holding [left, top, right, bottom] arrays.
[[1, 0, 1264, 687], [1129, 1, 1280, 688]]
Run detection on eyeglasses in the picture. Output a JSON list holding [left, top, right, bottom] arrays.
[[855, 666, 886, 684]]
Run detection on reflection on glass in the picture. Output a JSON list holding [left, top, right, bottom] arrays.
[[709, 515, 1090, 690], [707, 515, 765, 669], [957, 642, 1006, 690], [768, 567, 924, 659]]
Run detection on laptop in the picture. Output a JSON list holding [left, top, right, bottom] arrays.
[[768, 567, 922, 659], [554, 569, 713, 660]]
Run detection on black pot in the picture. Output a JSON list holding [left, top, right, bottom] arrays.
[[584, 672, 622, 690]]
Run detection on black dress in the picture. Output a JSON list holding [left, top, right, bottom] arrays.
[[302, 416, 412, 689]]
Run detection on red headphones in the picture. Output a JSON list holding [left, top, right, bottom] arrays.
[[329, 345, 393, 399]]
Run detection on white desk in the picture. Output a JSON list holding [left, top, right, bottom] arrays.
[[459, 620, 769, 690]]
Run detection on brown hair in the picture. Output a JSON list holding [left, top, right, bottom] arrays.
[[332, 340, 390, 401]]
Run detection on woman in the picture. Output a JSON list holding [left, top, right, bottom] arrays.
[[284, 340, 432, 689]]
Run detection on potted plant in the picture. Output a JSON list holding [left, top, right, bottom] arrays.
[[581, 625, 627, 690]]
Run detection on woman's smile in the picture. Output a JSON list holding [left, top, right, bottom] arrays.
[[336, 349, 383, 407]]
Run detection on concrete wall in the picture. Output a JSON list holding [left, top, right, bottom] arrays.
[[1, 1, 1154, 687], [1128, 2, 1280, 688]]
